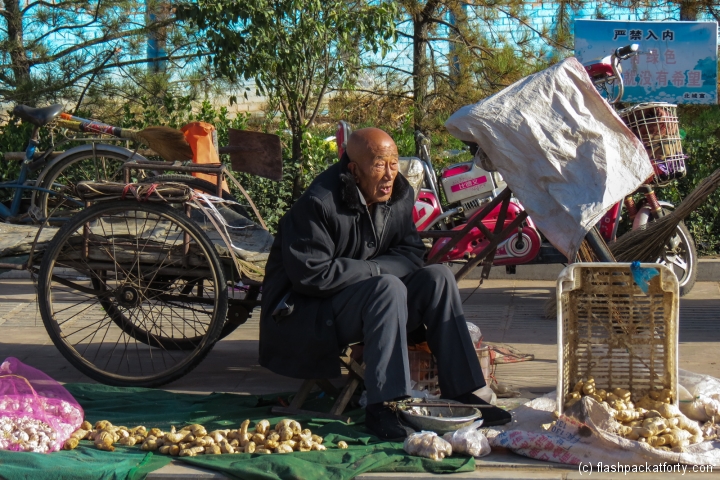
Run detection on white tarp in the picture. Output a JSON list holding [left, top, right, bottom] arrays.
[[445, 57, 653, 259], [486, 370, 720, 467]]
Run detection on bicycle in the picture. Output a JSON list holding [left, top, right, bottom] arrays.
[[2, 104, 145, 223], [585, 44, 697, 294], [3, 104, 248, 223]]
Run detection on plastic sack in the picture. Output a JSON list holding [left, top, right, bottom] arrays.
[[630, 261, 659, 294], [445, 57, 653, 259], [679, 369, 720, 422], [0, 357, 84, 453], [466, 322, 482, 346], [403, 431, 452, 461], [474, 385, 497, 405], [442, 420, 491, 457], [181, 121, 229, 191]]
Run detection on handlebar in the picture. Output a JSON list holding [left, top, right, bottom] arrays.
[[414, 130, 430, 147], [615, 44, 639, 60], [608, 43, 639, 104]]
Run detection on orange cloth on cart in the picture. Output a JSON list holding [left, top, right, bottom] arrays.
[[181, 122, 229, 192]]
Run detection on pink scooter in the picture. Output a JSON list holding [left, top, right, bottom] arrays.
[[336, 44, 697, 294]]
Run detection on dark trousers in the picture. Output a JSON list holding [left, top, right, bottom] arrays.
[[331, 264, 485, 405]]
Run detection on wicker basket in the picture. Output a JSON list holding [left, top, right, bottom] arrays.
[[408, 346, 492, 394], [618, 103, 687, 186], [556, 263, 679, 415]]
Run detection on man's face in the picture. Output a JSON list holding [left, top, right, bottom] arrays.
[[348, 135, 399, 205]]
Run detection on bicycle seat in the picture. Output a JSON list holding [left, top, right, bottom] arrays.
[[12, 104, 63, 127]]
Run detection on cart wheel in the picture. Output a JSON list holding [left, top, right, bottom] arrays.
[[37, 201, 227, 388], [145, 285, 260, 351]]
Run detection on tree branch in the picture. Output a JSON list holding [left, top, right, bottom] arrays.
[[74, 47, 117, 113], [29, 1, 104, 46], [493, 6, 573, 51], [21, 18, 176, 67], [22, 0, 82, 14]]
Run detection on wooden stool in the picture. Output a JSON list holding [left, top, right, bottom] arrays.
[[271, 347, 365, 422]]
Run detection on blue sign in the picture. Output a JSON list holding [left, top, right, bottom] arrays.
[[575, 20, 718, 105]]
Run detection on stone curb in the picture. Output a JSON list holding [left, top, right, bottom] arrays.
[[451, 258, 720, 282], [4, 259, 720, 282]]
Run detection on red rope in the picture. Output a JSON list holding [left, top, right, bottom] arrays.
[[121, 184, 137, 200], [142, 183, 157, 201]]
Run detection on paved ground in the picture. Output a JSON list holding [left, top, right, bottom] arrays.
[[2, 277, 719, 478]]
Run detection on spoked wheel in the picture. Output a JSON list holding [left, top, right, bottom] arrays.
[[657, 218, 697, 296], [38, 148, 136, 220], [37, 201, 227, 387]]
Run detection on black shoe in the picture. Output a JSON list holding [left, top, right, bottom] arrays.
[[451, 392, 512, 426], [365, 403, 415, 441]]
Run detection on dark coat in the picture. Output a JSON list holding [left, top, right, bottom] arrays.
[[259, 154, 426, 379]]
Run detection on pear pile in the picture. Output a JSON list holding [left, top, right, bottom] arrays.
[[64, 418, 334, 456], [564, 377, 705, 452]]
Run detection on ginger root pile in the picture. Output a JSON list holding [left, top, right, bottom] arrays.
[[564, 377, 708, 452], [63, 420, 148, 451], [63, 418, 342, 456]]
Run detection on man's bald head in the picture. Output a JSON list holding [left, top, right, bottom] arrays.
[[346, 128, 399, 205]]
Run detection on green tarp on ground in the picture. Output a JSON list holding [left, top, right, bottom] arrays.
[[0, 383, 475, 480]]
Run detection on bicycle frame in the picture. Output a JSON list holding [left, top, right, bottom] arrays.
[[0, 125, 84, 221]]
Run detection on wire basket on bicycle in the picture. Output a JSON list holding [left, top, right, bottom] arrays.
[[618, 103, 687, 186]]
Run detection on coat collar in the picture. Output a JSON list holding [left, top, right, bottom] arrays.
[[338, 152, 411, 213]]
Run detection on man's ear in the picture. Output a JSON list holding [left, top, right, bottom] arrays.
[[347, 162, 357, 176]]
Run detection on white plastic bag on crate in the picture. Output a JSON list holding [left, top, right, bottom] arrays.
[[445, 57, 653, 259], [487, 393, 720, 466], [442, 420, 491, 457]]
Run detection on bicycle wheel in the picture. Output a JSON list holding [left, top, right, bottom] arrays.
[[140, 174, 251, 219], [37, 201, 227, 387], [37, 148, 134, 219], [658, 215, 697, 296]]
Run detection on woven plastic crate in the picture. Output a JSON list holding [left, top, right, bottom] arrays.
[[556, 263, 679, 415], [408, 346, 492, 394], [408, 350, 439, 393]]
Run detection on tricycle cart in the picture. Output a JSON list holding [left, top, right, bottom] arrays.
[[21, 160, 270, 388]]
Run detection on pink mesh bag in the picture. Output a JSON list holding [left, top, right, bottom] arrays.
[[0, 357, 84, 453]]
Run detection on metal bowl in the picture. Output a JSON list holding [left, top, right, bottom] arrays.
[[398, 400, 482, 434]]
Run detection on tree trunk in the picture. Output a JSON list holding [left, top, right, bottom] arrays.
[[291, 129, 305, 201], [679, 1, 699, 20], [412, 12, 429, 156], [3, 0, 32, 100]]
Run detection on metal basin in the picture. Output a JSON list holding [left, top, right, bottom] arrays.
[[398, 400, 482, 434]]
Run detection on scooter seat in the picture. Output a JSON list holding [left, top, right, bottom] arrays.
[[12, 104, 64, 127]]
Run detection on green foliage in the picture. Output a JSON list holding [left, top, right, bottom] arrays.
[[0, 118, 32, 182], [660, 105, 720, 254], [178, 0, 398, 199], [235, 125, 338, 233], [0, 113, 58, 202], [114, 92, 335, 233]]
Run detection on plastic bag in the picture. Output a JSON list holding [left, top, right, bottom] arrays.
[[0, 357, 84, 453], [473, 386, 497, 405], [678, 369, 720, 422], [181, 121, 229, 191], [403, 431, 453, 461], [442, 420, 491, 457], [466, 322, 482, 346], [445, 57, 652, 260]]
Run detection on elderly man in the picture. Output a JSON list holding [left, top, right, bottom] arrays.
[[259, 128, 511, 439]]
